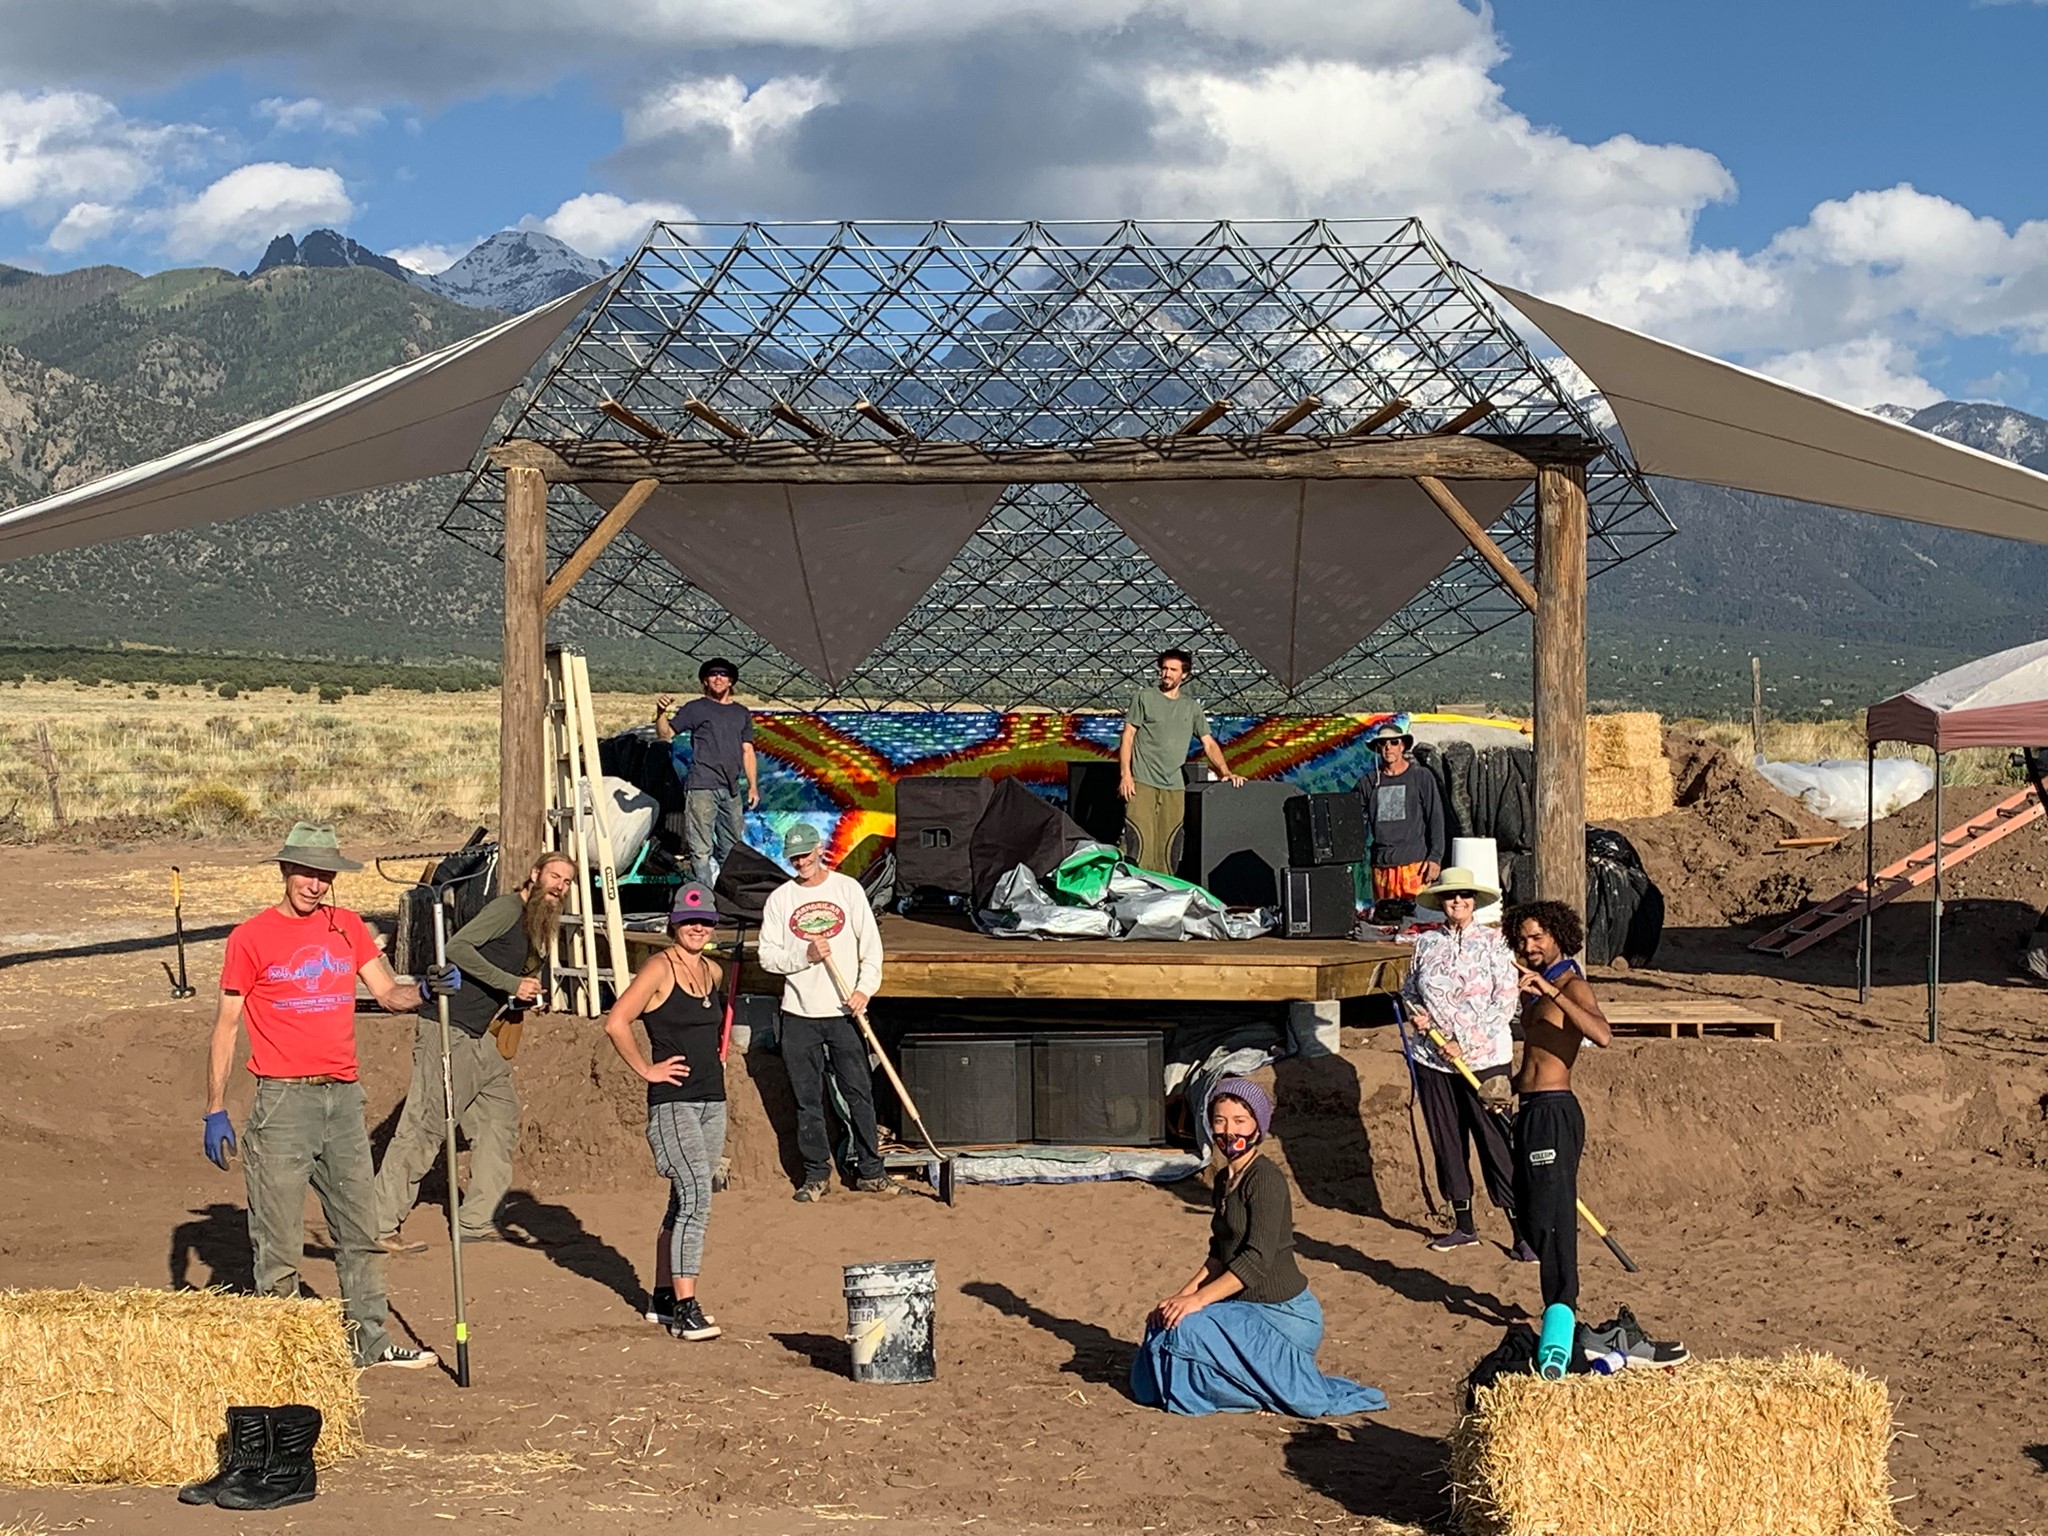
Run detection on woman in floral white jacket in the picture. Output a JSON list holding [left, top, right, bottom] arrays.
[[1399, 867, 1532, 1258]]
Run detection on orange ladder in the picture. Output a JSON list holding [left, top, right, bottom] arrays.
[[1749, 787, 2045, 959]]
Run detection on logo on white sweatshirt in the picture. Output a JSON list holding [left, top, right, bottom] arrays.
[[790, 901, 847, 940]]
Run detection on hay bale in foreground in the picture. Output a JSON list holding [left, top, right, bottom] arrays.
[[1449, 1353, 1902, 1536], [0, 1287, 364, 1486]]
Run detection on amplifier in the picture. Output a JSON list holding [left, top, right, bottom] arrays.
[[1064, 759, 1128, 848], [1283, 863, 1357, 938], [1032, 1033, 1165, 1146], [894, 776, 995, 897], [1179, 781, 1303, 908], [899, 1035, 1035, 1146], [1285, 791, 1368, 867]]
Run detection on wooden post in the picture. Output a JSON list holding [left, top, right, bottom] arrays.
[[500, 466, 549, 880], [1750, 656, 1765, 759], [33, 721, 63, 828], [1533, 462, 1589, 918]]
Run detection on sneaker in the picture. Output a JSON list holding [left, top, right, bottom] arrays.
[[854, 1176, 901, 1196], [367, 1344, 438, 1370], [1510, 1239, 1539, 1263], [645, 1288, 676, 1326], [1582, 1306, 1689, 1370], [375, 1232, 428, 1255], [793, 1182, 829, 1203], [1427, 1228, 1479, 1251], [668, 1299, 721, 1342]]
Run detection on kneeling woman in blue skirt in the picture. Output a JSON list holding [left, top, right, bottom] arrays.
[[1133, 1078, 1386, 1417]]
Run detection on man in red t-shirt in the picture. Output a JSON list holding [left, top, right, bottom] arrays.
[[203, 823, 457, 1370]]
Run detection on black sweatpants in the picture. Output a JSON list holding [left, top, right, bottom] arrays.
[[1513, 1090, 1585, 1310], [1414, 1063, 1515, 1214], [779, 1011, 885, 1186]]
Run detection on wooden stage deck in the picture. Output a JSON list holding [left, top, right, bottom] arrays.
[[631, 916, 1409, 1003]]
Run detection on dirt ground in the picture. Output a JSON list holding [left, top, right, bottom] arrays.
[[4, 794, 2048, 1534]]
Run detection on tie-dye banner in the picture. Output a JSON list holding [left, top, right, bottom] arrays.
[[702, 711, 1522, 868]]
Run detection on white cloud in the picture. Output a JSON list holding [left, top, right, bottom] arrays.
[[255, 96, 385, 136], [387, 240, 470, 274], [158, 162, 355, 262], [524, 192, 691, 259], [1747, 338, 1943, 413], [45, 200, 123, 251], [626, 75, 836, 158], [0, 89, 194, 214]]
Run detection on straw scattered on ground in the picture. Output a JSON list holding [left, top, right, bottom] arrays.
[[0, 1286, 364, 1486]]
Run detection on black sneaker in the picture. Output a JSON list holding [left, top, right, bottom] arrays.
[[367, 1344, 438, 1370], [1582, 1306, 1689, 1369], [668, 1298, 721, 1342], [645, 1288, 676, 1326]]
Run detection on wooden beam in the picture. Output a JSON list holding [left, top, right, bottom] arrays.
[[1533, 460, 1589, 920], [1177, 399, 1232, 436], [500, 465, 550, 881], [1341, 398, 1410, 436], [683, 397, 751, 441], [490, 431, 1603, 486], [771, 399, 828, 439], [542, 477, 659, 614], [1262, 396, 1321, 434], [1414, 475, 1538, 613], [1431, 398, 1498, 436], [598, 399, 669, 441], [854, 399, 912, 439]]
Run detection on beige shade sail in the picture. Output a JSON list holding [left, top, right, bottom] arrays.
[[1082, 478, 1522, 688], [1493, 282, 2048, 545], [1865, 637, 2048, 750], [0, 279, 607, 563], [589, 480, 1005, 689]]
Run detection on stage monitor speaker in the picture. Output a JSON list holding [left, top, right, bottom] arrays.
[[1179, 781, 1302, 908], [1285, 791, 1368, 867], [893, 775, 995, 896], [899, 1035, 1034, 1146], [1064, 760, 1127, 847], [1283, 863, 1357, 938], [1032, 1033, 1165, 1146]]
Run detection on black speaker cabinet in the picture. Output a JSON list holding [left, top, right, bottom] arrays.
[[894, 776, 995, 896], [899, 1035, 1035, 1146], [1032, 1033, 1165, 1146], [1283, 863, 1357, 938], [1179, 781, 1303, 908], [1285, 791, 1368, 867], [1064, 759, 1127, 847]]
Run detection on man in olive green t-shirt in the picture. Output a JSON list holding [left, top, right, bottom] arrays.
[[1117, 649, 1245, 873]]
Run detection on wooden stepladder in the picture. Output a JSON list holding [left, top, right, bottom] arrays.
[[544, 644, 631, 1016]]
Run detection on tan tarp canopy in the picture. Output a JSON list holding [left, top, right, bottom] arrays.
[[0, 280, 605, 562], [1865, 637, 2048, 750], [1494, 282, 2048, 546]]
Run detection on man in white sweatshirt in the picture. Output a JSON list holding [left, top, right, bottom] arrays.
[[758, 822, 895, 1203]]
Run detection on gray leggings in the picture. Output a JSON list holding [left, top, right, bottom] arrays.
[[648, 1099, 727, 1278]]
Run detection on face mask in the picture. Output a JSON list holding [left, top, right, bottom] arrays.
[[1216, 1128, 1262, 1157]]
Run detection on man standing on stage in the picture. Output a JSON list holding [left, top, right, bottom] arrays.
[[656, 658, 760, 883], [372, 851, 576, 1252], [758, 822, 895, 1203], [1357, 716, 1445, 917], [1117, 649, 1244, 874], [202, 823, 453, 1369]]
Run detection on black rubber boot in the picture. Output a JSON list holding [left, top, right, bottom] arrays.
[[176, 1405, 271, 1505], [216, 1404, 320, 1510]]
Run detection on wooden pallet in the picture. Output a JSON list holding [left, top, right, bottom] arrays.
[[1602, 1000, 1782, 1041]]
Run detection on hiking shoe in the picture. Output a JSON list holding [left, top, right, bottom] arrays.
[[1509, 1239, 1539, 1263], [367, 1344, 438, 1370], [793, 1182, 829, 1203], [855, 1176, 901, 1196], [1427, 1228, 1479, 1251], [668, 1299, 721, 1342], [375, 1232, 428, 1255]]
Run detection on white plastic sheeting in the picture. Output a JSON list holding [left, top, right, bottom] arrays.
[[1753, 756, 1934, 827], [0, 280, 607, 562]]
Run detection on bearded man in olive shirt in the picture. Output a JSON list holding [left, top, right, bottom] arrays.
[[1118, 649, 1244, 873], [371, 852, 575, 1250]]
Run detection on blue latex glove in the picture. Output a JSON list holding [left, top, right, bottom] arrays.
[[203, 1110, 237, 1169], [422, 962, 463, 998]]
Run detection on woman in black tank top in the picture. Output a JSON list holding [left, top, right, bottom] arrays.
[[603, 881, 731, 1342]]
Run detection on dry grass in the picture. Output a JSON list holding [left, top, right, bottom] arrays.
[[1680, 716, 2022, 788], [1449, 1352, 1903, 1536], [0, 1286, 364, 1487]]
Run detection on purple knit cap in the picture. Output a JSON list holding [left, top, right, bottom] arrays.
[[1207, 1077, 1273, 1138]]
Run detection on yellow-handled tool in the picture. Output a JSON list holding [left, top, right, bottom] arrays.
[[162, 867, 196, 1000]]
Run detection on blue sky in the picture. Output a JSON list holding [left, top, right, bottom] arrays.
[[4, 0, 2048, 411]]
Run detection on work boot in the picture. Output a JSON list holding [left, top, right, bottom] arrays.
[[854, 1176, 901, 1196], [793, 1181, 829, 1203], [177, 1405, 269, 1505], [375, 1231, 428, 1255], [216, 1404, 320, 1510]]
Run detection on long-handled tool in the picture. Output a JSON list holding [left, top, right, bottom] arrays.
[[818, 953, 957, 1204], [1413, 1017, 1639, 1274], [376, 847, 500, 1387], [162, 867, 195, 1000]]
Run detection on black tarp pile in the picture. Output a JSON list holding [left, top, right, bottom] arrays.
[[1584, 828, 1664, 966], [1412, 741, 1537, 903]]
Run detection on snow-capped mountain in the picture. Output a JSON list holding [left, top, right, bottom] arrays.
[[1904, 399, 2048, 470], [412, 231, 610, 313]]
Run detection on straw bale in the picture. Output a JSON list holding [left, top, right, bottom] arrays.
[[1586, 762, 1676, 822], [1585, 712, 1666, 772], [1449, 1353, 1903, 1536], [0, 1286, 364, 1486]]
